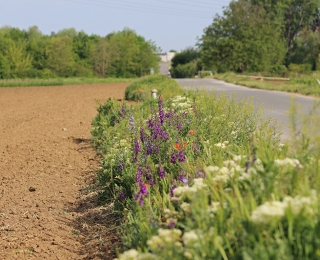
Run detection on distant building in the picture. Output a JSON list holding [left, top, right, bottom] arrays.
[[158, 52, 176, 62]]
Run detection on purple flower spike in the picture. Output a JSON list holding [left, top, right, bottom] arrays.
[[120, 105, 126, 118], [178, 151, 186, 163], [119, 191, 125, 202], [170, 185, 177, 197], [129, 115, 135, 131], [159, 167, 165, 179], [139, 198, 145, 206], [178, 174, 189, 186]]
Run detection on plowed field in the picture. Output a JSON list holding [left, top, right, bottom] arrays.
[[0, 83, 129, 259]]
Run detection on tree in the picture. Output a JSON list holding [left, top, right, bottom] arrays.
[[46, 36, 75, 76], [287, 28, 320, 70], [170, 47, 200, 78], [93, 38, 119, 77], [106, 28, 159, 77], [248, 0, 319, 51], [199, 0, 286, 73]]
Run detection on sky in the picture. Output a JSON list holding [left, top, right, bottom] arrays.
[[1, 0, 231, 52]]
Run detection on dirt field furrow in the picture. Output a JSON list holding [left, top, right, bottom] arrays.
[[0, 83, 128, 259]]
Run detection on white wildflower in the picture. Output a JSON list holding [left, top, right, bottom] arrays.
[[182, 230, 199, 246], [183, 251, 193, 259], [115, 249, 139, 260], [147, 236, 164, 251], [251, 201, 287, 224], [180, 202, 191, 212], [207, 201, 220, 214], [275, 158, 303, 169], [193, 178, 207, 190], [214, 142, 227, 149]]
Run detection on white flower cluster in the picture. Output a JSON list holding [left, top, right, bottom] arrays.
[[114, 249, 156, 260], [170, 96, 193, 112], [205, 156, 264, 183], [214, 141, 229, 149], [250, 190, 317, 224], [274, 158, 303, 169], [147, 228, 182, 251], [182, 230, 199, 246], [172, 178, 207, 201]]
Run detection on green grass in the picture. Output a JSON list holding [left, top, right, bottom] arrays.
[[125, 74, 183, 101], [211, 72, 320, 97], [0, 77, 134, 88]]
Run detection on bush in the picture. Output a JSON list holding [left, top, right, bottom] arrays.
[[170, 62, 196, 78], [124, 75, 182, 101], [269, 64, 288, 77], [288, 63, 312, 74]]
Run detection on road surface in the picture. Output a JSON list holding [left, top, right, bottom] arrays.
[[175, 78, 319, 141]]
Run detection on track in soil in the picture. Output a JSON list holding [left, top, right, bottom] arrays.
[[0, 83, 129, 259]]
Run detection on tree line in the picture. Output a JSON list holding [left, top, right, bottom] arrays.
[[171, 0, 320, 77], [0, 26, 159, 79]]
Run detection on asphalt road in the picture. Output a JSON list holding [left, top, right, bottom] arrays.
[[175, 78, 320, 141]]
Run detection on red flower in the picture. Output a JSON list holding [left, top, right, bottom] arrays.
[[189, 129, 195, 135]]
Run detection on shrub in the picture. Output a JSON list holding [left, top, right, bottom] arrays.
[[170, 62, 196, 78], [124, 75, 182, 101], [269, 64, 288, 77]]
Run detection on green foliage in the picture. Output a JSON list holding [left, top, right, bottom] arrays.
[[0, 26, 159, 79], [288, 64, 313, 75], [170, 48, 200, 78], [170, 62, 196, 78], [200, 0, 286, 73], [0, 77, 133, 88], [212, 72, 320, 97], [124, 75, 183, 101]]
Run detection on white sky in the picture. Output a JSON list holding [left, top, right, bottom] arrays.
[[0, 0, 231, 52]]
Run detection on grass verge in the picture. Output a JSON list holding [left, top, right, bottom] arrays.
[[0, 77, 134, 88], [212, 72, 320, 97], [91, 76, 320, 259]]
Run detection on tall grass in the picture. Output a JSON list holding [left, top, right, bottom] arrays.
[[91, 76, 320, 259], [0, 77, 134, 88], [212, 72, 320, 97]]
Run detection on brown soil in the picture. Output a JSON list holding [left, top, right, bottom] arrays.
[[0, 83, 129, 259]]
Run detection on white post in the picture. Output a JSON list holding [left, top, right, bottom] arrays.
[[151, 89, 157, 99]]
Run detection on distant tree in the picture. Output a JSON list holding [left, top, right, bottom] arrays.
[[200, 0, 286, 73], [6, 42, 32, 77], [93, 38, 119, 77], [248, 0, 319, 51], [56, 28, 78, 38], [107, 28, 159, 77], [46, 36, 75, 76], [171, 47, 199, 69]]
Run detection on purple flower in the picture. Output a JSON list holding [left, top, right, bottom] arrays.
[[171, 153, 178, 164], [196, 171, 206, 179], [139, 198, 145, 206], [245, 161, 250, 173], [178, 151, 186, 163], [120, 105, 126, 118], [158, 97, 165, 125], [134, 138, 141, 159], [140, 128, 145, 143], [129, 115, 135, 131], [170, 185, 177, 197], [178, 174, 188, 186], [168, 221, 176, 228], [118, 163, 125, 171], [119, 191, 125, 202], [159, 167, 165, 179]]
